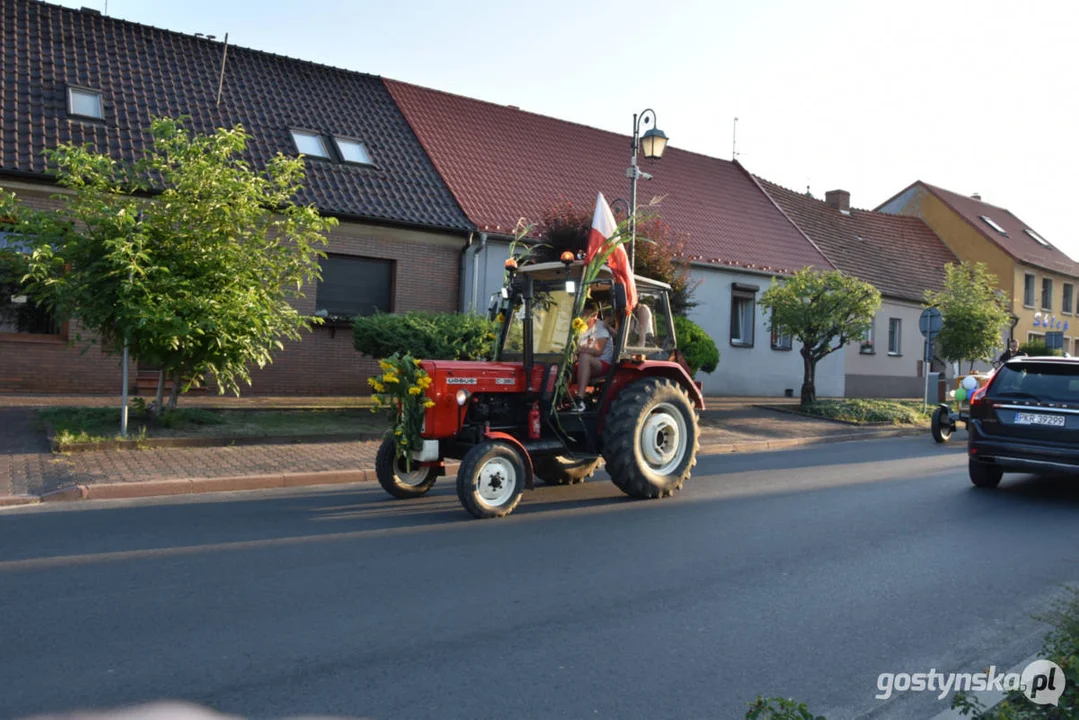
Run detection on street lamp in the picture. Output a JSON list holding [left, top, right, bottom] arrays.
[[627, 109, 668, 273]]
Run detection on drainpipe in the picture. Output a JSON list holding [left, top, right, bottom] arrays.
[[471, 232, 488, 314], [459, 232, 474, 314]]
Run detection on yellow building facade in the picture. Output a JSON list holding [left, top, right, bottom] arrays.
[[878, 182, 1079, 356]]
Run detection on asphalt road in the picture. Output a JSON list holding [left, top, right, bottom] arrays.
[[3, 436, 1079, 720]]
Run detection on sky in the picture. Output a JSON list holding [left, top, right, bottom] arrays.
[[50, 0, 1079, 263]]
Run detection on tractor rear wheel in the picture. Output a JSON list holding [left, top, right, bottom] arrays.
[[375, 436, 438, 499], [533, 455, 602, 486], [456, 440, 526, 519], [602, 377, 699, 499], [931, 406, 954, 443]]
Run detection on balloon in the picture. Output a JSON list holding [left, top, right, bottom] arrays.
[[962, 376, 978, 391], [955, 387, 968, 403]]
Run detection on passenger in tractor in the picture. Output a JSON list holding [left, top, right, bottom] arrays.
[[572, 300, 614, 411]]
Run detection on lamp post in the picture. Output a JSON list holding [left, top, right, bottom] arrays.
[[627, 109, 668, 273]]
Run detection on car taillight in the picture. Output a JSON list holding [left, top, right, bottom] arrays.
[[970, 385, 988, 407]]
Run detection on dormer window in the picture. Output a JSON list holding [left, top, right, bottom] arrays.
[[67, 86, 103, 119], [333, 137, 372, 165], [290, 129, 330, 159], [1025, 228, 1051, 247], [979, 215, 1008, 236]]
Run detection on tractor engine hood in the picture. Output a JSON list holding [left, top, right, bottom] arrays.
[[420, 360, 546, 395]]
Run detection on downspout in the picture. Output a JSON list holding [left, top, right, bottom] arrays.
[[459, 232, 474, 314], [471, 232, 488, 314]]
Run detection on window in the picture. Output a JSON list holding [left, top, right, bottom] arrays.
[[1042, 277, 1053, 311], [1025, 228, 1051, 247], [888, 318, 902, 355], [730, 283, 757, 347], [0, 231, 60, 336], [315, 255, 393, 320], [290, 129, 330, 159], [333, 137, 372, 165], [860, 321, 875, 354], [1024, 274, 1036, 307], [1064, 284, 1074, 315], [770, 325, 792, 351], [67, 86, 103, 119], [980, 215, 1008, 236]]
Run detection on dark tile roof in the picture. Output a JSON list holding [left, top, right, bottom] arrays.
[[760, 178, 959, 303], [385, 79, 834, 276], [0, 0, 471, 232], [880, 182, 1079, 278]]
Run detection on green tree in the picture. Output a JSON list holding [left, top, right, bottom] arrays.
[[3, 116, 337, 410], [760, 267, 882, 405], [923, 262, 1010, 373]]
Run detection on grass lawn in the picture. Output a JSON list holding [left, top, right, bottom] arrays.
[[38, 406, 388, 445], [780, 398, 935, 425]]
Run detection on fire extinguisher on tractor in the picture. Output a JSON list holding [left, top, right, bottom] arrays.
[[529, 401, 541, 440]]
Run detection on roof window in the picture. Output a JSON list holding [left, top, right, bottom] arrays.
[[67, 86, 103, 119], [290, 129, 330, 159], [979, 215, 1008, 236], [1025, 228, 1051, 247], [333, 137, 372, 165]]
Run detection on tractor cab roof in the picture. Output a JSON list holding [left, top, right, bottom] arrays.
[[516, 260, 673, 291]]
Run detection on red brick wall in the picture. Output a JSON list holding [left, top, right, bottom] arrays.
[[0, 181, 467, 396]]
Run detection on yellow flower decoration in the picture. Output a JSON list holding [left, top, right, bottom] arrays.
[[417, 376, 432, 389], [379, 360, 394, 372], [395, 429, 403, 436], [372, 381, 385, 393], [486, 333, 496, 340], [572, 317, 587, 334], [496, 312, 505, 324], [424, 400, 435, 409], [383, 373, 399, 384], [408, 386, 422, 396], [413, 359, 423, 367]]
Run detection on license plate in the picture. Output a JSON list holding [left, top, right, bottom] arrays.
[[1015, 412, 1066, 427]]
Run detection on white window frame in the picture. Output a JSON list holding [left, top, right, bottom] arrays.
[[980, 215, 1008, 236], [1042, 277, 1053, 311], [888, 318, 902, 356], [730, 284, 757, 347], [1063, 283, 1074, 315], [1024, 273, 1036, 308], [860, 321, 875, 354], [67, 86, 103, 119]]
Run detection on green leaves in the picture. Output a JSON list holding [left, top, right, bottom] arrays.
[[4, 116, 338, 408], [353, 312, 499, 361], [673, 316, 719, 374], [923, 262, 1010, 367]]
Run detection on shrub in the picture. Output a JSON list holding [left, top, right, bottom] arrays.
[[674, 316, 719, 375], [1019, 339, 1058, 357], [353, 312, 497, 361]]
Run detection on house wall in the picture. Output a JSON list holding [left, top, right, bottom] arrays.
[[844, 297, 936, 398], [461, 236, 513, 315], [0, 180, 467, 395], [1011, 264, 1077, 354], [686, 266, 845, 398]]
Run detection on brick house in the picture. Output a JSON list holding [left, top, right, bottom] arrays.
[[878, 182, 1079, 356], [386, 80, 844, 396], [0, 0, 472, 395], [759, 180, 961, 397]]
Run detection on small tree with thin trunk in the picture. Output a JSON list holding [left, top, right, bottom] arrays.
[[759, 267, 882, 405], [4, 116, 337, 411], [923, 261, 1011, 373]]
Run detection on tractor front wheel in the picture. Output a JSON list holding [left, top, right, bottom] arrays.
[[533, 455, 602, 486], [931, 406, 954, 443], [456, 440, 526, 519], [602, 377, 699, 499], [375, 436, 438, 499]]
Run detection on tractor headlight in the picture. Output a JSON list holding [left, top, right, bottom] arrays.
[[456, 389, 471, 406]]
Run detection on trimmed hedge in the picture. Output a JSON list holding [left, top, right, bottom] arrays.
[[353, 312, 497, 361], [674, 316, 720, 375]]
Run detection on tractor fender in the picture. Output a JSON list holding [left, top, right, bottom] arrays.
[[483, 430, 536, 491], [604, 361, 705, 412]]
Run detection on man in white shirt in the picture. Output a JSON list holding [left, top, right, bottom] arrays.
[[573, 301, 614, 411]]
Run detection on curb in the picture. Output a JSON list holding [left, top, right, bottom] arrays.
[[49, 431, 385, 453], [10, 428, 923, 506]]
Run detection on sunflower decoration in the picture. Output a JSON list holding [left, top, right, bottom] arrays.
[[572, 317, 588, 335], [368, 351, 433, 471]]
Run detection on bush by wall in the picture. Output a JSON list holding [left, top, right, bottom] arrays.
[[353, 312, 497, 361], [674, 316, 720, 375]]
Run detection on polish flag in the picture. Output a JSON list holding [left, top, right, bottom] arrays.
[[585, 192, 637, 315]]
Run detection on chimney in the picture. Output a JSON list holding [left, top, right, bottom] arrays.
[[971, 192, 982, 201], [825, 189, 850, 213]]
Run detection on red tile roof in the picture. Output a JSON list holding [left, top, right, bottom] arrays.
[[385, 79, 833, 276], [878, 182, 1079, 278], [759, 179, 959, 303]]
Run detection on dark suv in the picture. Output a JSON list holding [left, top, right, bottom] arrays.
[[967, 356, 1079, 488]]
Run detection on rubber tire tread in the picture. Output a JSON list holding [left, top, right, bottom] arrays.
[[931, 406, 953, 443], [456, 440, 526, 519], [969, 459, 1003, 489], [375, 436, 438, 499], [602, 376, 699, 499], [533, 455, 602, 486]]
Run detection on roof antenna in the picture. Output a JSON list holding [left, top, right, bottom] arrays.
[[216, 32, 230, 108], [732, 117, 739, 161]]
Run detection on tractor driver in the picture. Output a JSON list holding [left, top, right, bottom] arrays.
[[573, 300, 615, 411]]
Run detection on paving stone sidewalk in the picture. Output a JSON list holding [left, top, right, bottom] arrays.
[[0, 396, 928, 501]]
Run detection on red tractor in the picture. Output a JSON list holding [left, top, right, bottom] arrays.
[[374, 256, 705, 519]]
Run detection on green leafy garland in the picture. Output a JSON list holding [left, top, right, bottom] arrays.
[[368, 352, 434, 472]]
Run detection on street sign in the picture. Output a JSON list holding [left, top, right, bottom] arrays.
[[920, 307, 943, 339]]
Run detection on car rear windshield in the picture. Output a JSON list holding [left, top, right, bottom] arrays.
[[989, 362, 1079, 402]]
